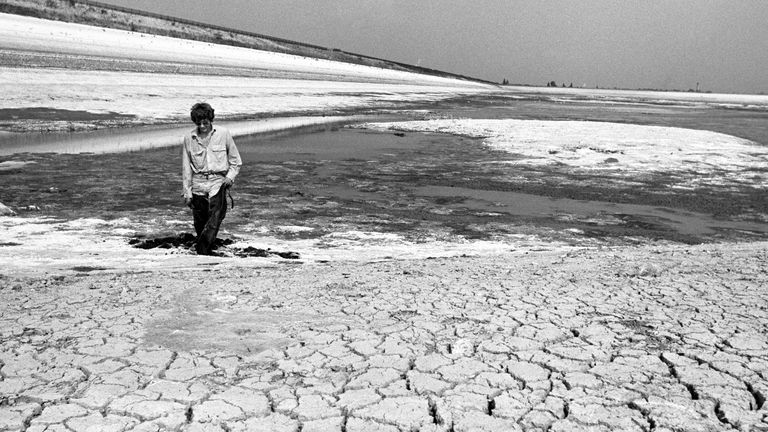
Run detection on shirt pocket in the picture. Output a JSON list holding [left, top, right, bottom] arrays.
[[191, 148, 206, 168], [209, 143, 228, 169]]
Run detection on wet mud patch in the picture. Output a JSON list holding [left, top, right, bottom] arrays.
[[0, 107, 135, 122], [0, 108, 140, 133], [128, 233, 300, 259], [129, 233, 201, 249], [233, 247, 300, 259], [70, 266, 111, 273]]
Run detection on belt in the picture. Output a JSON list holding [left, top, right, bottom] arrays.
[[194, 172, 226, 180]]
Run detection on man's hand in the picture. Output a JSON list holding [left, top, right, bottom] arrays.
[[184, 197, 193, 208], [223, 177, 234, 187]]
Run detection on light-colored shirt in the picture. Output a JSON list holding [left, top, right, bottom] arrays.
[[182, 126, 242, 198]]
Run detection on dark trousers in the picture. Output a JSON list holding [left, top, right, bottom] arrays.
[[191, 187, 228, 255]]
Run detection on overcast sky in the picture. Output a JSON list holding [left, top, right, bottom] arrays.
[[97, 0, 768, 94]]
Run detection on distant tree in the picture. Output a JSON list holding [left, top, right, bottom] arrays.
[[502, 78, 509, 85], [569, 82, 573, 88], [562, 83, 566, 87]]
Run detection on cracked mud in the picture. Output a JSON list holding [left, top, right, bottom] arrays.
[[1, 242, 767, 431]]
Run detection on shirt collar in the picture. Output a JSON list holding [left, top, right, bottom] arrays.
[[191, 127, 217, 140]]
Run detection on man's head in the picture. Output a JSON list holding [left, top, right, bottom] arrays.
[[191, 102, 214, 134], [191, 102, 214, 124], [189, 102, 214, 129]]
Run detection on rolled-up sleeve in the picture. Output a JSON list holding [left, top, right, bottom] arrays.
[[181, 137, 193, 199], [224, 130, 242, 182]]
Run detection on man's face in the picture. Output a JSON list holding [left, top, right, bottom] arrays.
[[196, 118, 212, 134]]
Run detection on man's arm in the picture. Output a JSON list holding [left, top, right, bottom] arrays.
[[181, 137, 193, 203], [224, 130, 242, 185]]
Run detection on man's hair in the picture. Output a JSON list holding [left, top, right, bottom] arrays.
[[190, 102, 215, 124]]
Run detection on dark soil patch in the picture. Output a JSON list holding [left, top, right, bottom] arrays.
[[0, 107, 135, 121], [234, 247, 300, 259], [70, 266, 110, 273], [129, 233, 231, 250], [128, 233, 299, 259]]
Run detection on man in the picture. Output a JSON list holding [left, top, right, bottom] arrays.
[[182, 102, 242, 255]]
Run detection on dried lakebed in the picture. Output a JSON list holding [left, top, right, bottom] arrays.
[[1, 241, 767, 431]]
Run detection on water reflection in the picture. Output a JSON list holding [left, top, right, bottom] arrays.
[[0, 116, 358, 156], [0, 124, 188, 156]]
